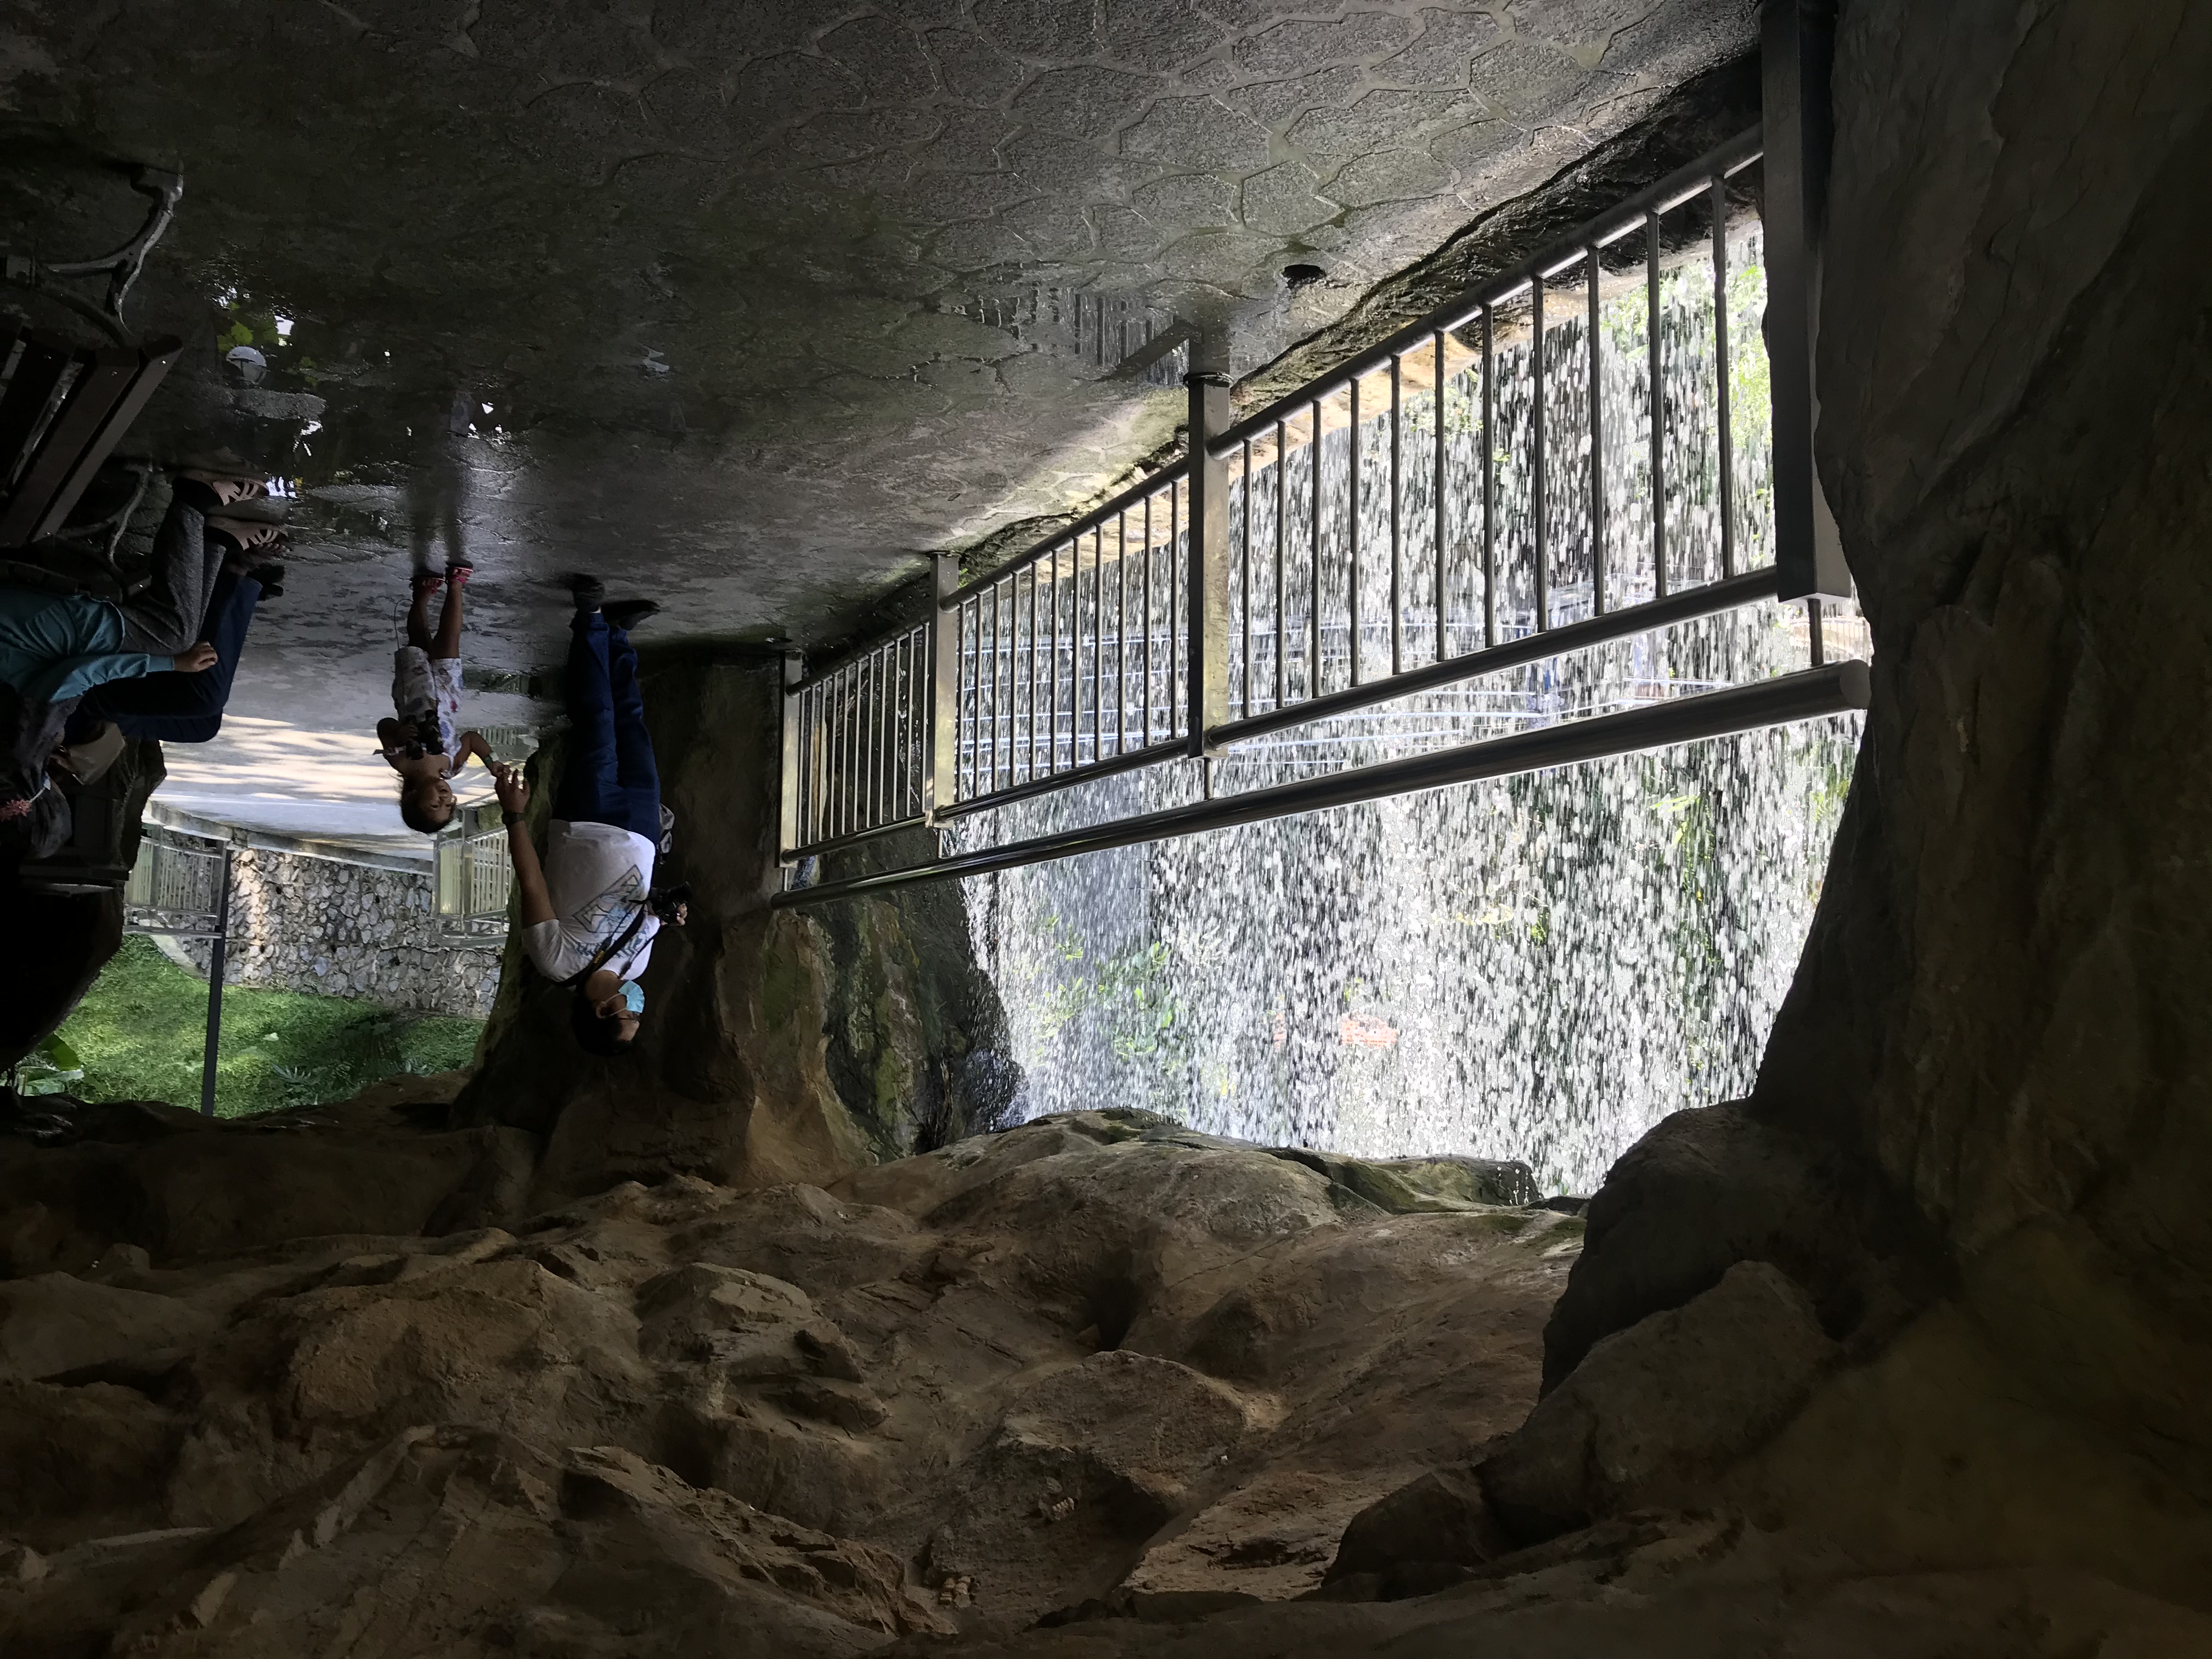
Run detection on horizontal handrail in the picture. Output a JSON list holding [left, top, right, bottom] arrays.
[[789, 618, 927, 697], [943, 459, 1190, 608], [1208, 568, 1782, 749], [1206, 125, 1763, 459], [772, 661, 1867, 908]]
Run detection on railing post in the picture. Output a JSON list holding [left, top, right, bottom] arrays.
[[1763, 0, 1850, 599], [199, 844, 232, 1118], [925, 551, 961, 823], [776, 649, 803, 864], [1184, 355, 1231, 755]]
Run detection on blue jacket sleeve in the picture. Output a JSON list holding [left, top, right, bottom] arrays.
[[31, 652, 162, 705]]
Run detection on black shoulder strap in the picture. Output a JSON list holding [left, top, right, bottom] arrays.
[[556, 902, 650, 989]]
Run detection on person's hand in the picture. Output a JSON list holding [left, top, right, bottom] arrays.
[[492, 761, 529, 816], [172, 642, 218, 673]]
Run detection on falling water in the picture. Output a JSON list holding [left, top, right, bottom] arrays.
[[950, 221, 1867, 1195]]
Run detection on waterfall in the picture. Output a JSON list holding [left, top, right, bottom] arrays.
[[950, 223, 1866, 1197]]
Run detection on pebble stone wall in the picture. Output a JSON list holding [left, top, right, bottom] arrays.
[[168, 845, 499, 1019]]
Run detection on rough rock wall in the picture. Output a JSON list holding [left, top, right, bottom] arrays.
[[453, 656, 1011, 1206], [1531, 0, 2212, 1606], [165, 845, 496, 1018]]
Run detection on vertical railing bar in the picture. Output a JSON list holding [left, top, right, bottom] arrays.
[[1308, 400, 1322, 698], [834, 667, 848, 839], [1115, 512, 1128, 755], [1025, 566, 1039, 782], [1091, 526, 1104, 766], [829, 668, 842, 840], [1533, 273, 1548, 633], [1389, 351, 1403, 678], [1712, 173, 1735, 582], [1274, 416, 1288, 710], [1069, 540, 1080, 764], [960, 602, 975, 801], [1143, 493, 1154, 746], [875, 645, 889, 827], [1432, 331, 1447, 664], [1649, 208, 1667, 600], [1049, 546, 1063, 773], [1588, 243, 1606, 618], [862, 650, 876, 831], [891, 635, 904, 820], [1348, 373, 1362, 688], [1169, 473, 1182, 738], [1240, 437, 1252, 716], [1807, 596, 1825, 667], [1482, 306, 1497, 648], [982, 588, 995, 797]]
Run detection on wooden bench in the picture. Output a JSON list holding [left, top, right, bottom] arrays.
[[0, 166, 185, 550]]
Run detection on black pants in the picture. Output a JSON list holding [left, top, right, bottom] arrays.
[[75, 568, 262, 743], [113, 479, 227, 656]]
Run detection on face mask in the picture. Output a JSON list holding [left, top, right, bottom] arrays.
[[618, 980, 645, 1016]]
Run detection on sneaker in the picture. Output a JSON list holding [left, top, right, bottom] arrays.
[[247, 562, 286, 599], [603, 599, 660, 631], [565, 573, 605, 612]]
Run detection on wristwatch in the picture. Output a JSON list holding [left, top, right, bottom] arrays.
[[502, 810, 524, 827]]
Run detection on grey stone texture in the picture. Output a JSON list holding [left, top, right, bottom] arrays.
[[170, 849, 496, 1019], [1480, 1260, 1837, 1542]]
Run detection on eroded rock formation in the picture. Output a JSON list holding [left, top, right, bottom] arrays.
[[0, 1107, 1572, 1652]]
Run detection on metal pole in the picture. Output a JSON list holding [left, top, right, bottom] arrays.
[[1588, 244, 1606, 616], [1532, 274, 1548, 631], [1763, 0, 1849, 599], [1348, 374, 1362, 687], [1712, 174, 1735, 582], [777, 651, 803, 861], [1240, 438, 1252, 715], [1186, 365, 1231, 754], [1482, 307, 1497, 646], [1650, 208, 1667, 600], [1309, 400, 1322, 695], [925, 552, 959, 822], [1274, 417, 1288, 709], [200, 847, 232, 1117], [1433, 330, 1447, 664], [1142, 494, 1154, 746], [1389, 352, 1403, 676]]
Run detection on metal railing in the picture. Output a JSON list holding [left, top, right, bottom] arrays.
[[432, 800, 515, 946], [123, 830, 229, 938], [775, 74, 1858, 904]]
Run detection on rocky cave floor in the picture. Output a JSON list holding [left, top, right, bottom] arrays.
[[2, 1099, 2205, 1657]]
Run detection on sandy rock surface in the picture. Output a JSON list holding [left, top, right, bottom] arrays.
[[0, 1108, 1575, 1653]]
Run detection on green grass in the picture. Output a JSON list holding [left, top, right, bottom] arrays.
[[54, 936, 483, 1118]]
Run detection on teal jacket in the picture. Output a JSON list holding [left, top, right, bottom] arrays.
[[0, 587, 163, 706]]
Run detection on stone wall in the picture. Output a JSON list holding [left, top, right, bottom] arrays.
[[169, 845, 497, 1019]]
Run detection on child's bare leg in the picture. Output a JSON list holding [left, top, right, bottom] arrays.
[[405, 578, 437, 652], [433, 573, 465, 659]]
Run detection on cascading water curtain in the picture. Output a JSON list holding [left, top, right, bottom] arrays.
[[954, 223, 1865, 1197]]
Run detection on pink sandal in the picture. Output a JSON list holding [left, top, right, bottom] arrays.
[[444, 561, 473, 589], [410, 569, 444, 599]]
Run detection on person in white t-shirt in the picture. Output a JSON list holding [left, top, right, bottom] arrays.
[[490, 575, 687, 1054]]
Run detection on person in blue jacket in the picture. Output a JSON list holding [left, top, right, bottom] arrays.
[[0, 471, 277, 856]]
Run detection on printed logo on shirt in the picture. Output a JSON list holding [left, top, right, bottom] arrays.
[[572, 864, 648, 936]]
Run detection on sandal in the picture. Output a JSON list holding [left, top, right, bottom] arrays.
[[444, 561, 473, 589], [180, 470, 267, 506], [247, 562, 286, 599], [410, 569, 445, 599], [205, 516, 284, 552]]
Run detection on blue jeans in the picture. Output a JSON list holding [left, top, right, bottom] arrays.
[[552, 613, 661, 842], [74, 568, 262, 744]]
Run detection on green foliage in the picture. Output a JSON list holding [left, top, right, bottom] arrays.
[[52, 938, 481, 1118], [12, 1034, 84, 1097]]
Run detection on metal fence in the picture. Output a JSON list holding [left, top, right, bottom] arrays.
[[123, 830, 228, 938], [432, 800, 515, 946], [775, 98, 1861, 906]]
